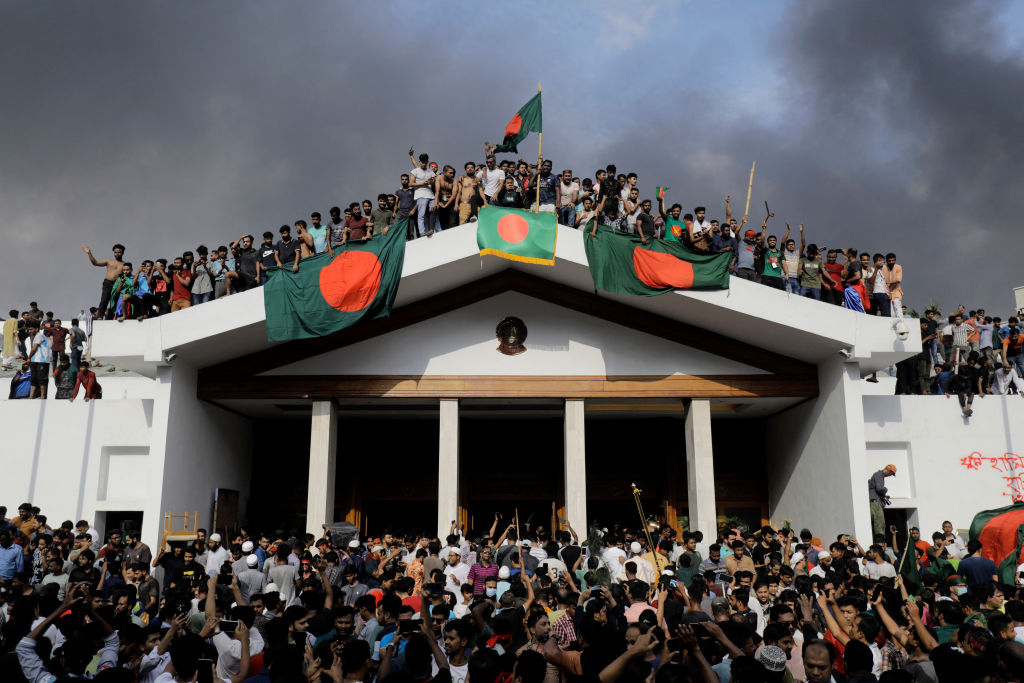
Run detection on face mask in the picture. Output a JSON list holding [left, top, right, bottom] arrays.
[[485, 588, 497, 598], [956, 586, 968, 596]]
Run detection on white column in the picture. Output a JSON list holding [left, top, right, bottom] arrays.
[[685, 399, 716, 542], [564, 399, 588, 534], [437, 399, 460, 538], [306, 401, 338, 537]]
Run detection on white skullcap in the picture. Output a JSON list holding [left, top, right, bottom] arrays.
[[209, 533, 222, 542], [630, 542, 642, 554], [498, 566, 511, 580], [241, 541, 254, 552], [246, 554, 258, 567]]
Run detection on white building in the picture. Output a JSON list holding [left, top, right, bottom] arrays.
[[3, 223, 1021, 550]]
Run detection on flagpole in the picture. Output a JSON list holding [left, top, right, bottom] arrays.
[[535, 82, 542, 212], [743, 161, 756, 219]]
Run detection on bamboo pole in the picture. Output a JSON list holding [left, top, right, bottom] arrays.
[[535, 83, 543, 211], [743, 161, 756, 219]]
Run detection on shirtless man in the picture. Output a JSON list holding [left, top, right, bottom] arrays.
[[434, 165, 457, 230], [82, 244, 126, 320], [454, 162, 485, 225]]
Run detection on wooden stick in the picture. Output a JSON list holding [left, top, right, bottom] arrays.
[[535, 82, 543, 212], [515, 507, 520, 541], [743, 161, 756, 219]]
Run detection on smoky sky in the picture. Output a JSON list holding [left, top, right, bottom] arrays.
[[1, 0, 1021, 319]]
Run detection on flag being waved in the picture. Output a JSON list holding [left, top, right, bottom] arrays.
[[492, 92, 543, 154], [583, 221, 731, 296], [477, 205, 557, 265], [969, 501, 1024, 585], [263, 219, 408, 341]]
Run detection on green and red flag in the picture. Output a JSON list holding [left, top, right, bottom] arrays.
[[663, 217, 686, 244], [477, 205, 557, 265], [969, 501, 1024, 584], [656, 186, 669, 201], [263, 219, 408, 341], [583, 221, 731, 296], [493, 92, 542, 154]]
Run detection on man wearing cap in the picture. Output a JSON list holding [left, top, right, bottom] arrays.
[[733, 228, 759, 280], [627, 541, 656, 586], [443, 548, 470, 592], [205, 533, 230, 576], [757, 644, 789, 679], [232, 540, 256, 576], [809, 551, 832, 579], [237, 553, 267, 602], [868, 465, 897, 538]]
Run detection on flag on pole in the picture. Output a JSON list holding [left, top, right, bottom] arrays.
[[493, 93, 543, 154], [263, 219, 408, 341], [969, 501, 1024, 584], [583, 221, 730, 296], [477, 205, 557, 265], [656, 186, 669, 201]]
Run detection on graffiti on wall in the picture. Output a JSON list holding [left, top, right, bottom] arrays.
[[960, 452, 1024, 501]]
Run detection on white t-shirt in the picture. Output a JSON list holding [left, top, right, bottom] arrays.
[[412, 167, 436, 200], [30, 331, 52, 364], [477, 167, 505, 197], [601, 547, 627, 581], [863, 561, 897, 580], [443, 562, 470, 590], [559, 181, 579, 207]]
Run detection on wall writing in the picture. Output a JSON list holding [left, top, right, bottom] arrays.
[[960, 452, 1024, 502]]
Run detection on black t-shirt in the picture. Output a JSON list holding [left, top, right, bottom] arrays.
[[558, 545, 582, 570], [172, 560, 205, 591], [844, 260, 863, 284], [751, 540, 780, 566], [276, 239, 300, 265], [636, 212, 656, 237], [396, 188, 416, 214], [495, 190, 523, 208], [259, 244, 278, 269], [102, 546, 125, 575], [69, 565, 101, 587], [235, 247, 259, 280], [160, 554, 185, 589]]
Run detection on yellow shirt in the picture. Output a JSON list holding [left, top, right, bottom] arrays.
[[2, 318, 17, 357]]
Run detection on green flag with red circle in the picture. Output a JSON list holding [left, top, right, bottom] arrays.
[[263, 219, 408, 341], [493, 93, 542, 154], [583, 221, 731, 296], [477, 205, 557, 266]]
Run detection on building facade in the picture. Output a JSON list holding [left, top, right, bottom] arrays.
[[3, 224, 1020, 549]]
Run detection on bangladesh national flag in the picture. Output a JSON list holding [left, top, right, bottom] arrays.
[[263, 219, 408, 341], [477, 205, 557, 265], [969, 501, 1024, 584], [493, 93, 542, 154], [583, 221, 731, 296]]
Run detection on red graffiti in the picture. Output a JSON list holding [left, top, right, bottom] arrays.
[[960, 451, 1024, 502]]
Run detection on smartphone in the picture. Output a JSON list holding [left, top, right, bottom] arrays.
[[197, 659, 214, 683], [220, 620, 238, 635], [399, 619, 422, 634]]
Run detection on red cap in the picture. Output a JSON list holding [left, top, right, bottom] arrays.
[[745, 230, 756, 238]]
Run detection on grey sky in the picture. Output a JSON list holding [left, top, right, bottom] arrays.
[[2, 0, 1022, 318]]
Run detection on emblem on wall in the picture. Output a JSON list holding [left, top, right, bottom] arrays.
[[496, 316, 527, 355]]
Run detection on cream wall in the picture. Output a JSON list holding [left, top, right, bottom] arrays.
[[263, 291, 768, 377], [863, 395, 1024, 534]]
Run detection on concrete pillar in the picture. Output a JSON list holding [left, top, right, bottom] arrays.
[[564, 399, 588, 534], [685, 399, 716, 542], [437, 399, 460, 538], [306, 401, 338, 537]]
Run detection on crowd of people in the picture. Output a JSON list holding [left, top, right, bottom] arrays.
[[2, 304, 101, 401], [5, 147, 1024, 407], [2, 497, 1023, 683], [63, 144, 928, 324]]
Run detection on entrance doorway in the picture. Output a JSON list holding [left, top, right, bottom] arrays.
[[461, 415, 564, 538]]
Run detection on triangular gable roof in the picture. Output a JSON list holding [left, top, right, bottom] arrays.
[[91, 224, 917, 378]]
